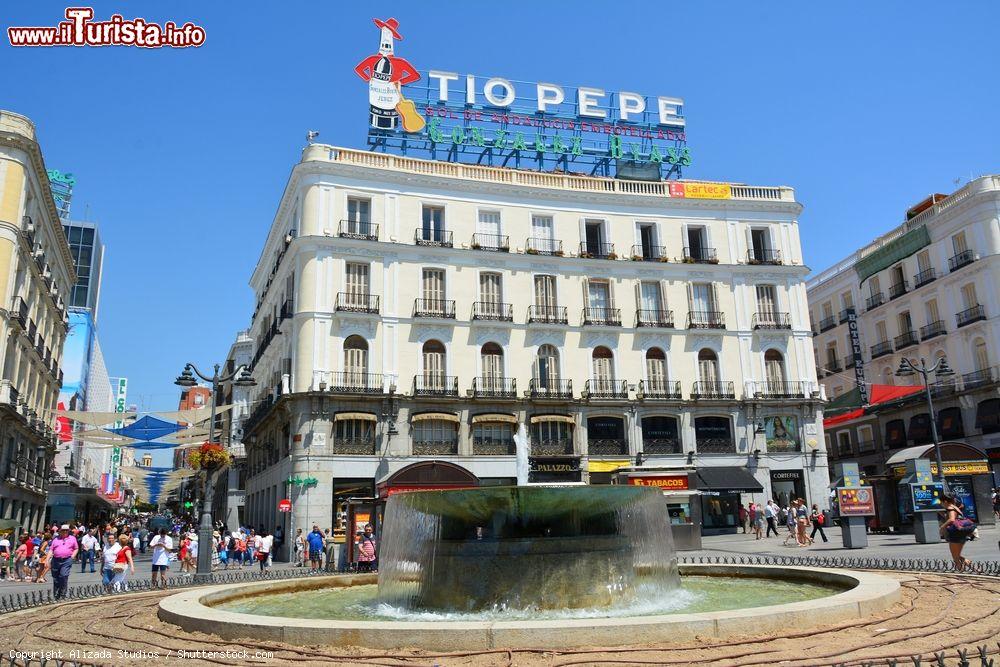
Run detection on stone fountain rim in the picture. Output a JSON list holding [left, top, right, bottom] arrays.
[[157, 564, 902, 649]]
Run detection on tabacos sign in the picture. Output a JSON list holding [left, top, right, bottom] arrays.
[[354, 18, 689, 177]]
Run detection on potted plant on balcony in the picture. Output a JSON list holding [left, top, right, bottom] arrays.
[[579, 251, 592, 259], [526, 247, 539, 255], [631, 254, 643, 261], [471, 241, 481, 250], [607, 252, 618, 260], [553, 248, 564, 256], [681, 255, 695, 264], [658, 255, 670, 263]]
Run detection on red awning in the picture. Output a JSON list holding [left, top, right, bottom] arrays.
[[823, 384, 923, 428]]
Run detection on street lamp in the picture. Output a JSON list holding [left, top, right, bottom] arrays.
[[175, 362, 256, 581], [895, 356, 954, 493]]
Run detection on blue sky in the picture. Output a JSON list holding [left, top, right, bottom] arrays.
[[3, 2, 998, 465]]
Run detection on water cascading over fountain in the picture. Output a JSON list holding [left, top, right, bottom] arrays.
[[377, 486, 679, 612]]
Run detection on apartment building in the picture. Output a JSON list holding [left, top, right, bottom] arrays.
[[241, 145, 826, 546], [0, 110, 76, 533], [808, 177, 1000, 519]]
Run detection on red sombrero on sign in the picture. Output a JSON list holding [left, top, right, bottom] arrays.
[[373, 17, 402, 40]]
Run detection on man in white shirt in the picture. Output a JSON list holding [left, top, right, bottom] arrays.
[[0, 534, 10, 580], [764, 500, 780, 538], [100, 533, 121, 590], [148, 528, 174, 589], [80, 529, 99, 573]]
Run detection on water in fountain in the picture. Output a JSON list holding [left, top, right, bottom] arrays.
[[376, 486, 679, 613]]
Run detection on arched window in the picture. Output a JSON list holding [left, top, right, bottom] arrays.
[[641, 415, 680, 454], [344, 336, 368, 386], [481, 343, 503, 379], [412, 416, 459, 455], [422, 340, 446, 390], [645, 347, 667, 392], [534, 344, 560, 388], [697, 348, 719, 384], [764, 349, 786, 389], [591, 346, 615, 392]]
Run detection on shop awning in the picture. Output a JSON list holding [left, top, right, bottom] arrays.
[[588, 459, 631, 473], [696, 467, 764, 494], [471, 413, 518, 425], [411, 412, 459, 423], [334, 412, 377, 422], [823, 384, 924, 428], [530, 414, 575, 424]]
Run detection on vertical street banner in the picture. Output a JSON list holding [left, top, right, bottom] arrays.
[[846, 309, 868, 405], [111, 378, 128, 479]]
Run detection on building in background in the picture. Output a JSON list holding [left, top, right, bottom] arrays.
[[213, 329, 253, 529], [0, 110, 75, 534], [808, 176, 1000, 527], [170, 385, 211, 512]]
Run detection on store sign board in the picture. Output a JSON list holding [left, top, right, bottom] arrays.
[[669, 182, 730, 199], [892, 461, 990, 477], [910, 483, 944, 512], [278, 499, 292, 512], [628, 476, 689, 490], [355, 17, 688, 178], [837, 487, 875, 516], [845, 310, 868, 405]]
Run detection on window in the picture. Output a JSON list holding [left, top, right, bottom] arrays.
[[422, 268, 445, 311], [412, 418, 458, 455], [750, 228, 771, 259], [641, 416, 680, 454], [477, 210, 501, 237], [825, 343, 839, 368], [756, 284, 777, 316], [857, 425, 875, 452], [588, 280, 611, 310], [591, 346, 615, 390], [479, 272, 502, 315], [346, 197, 371, 234], [472, 421, 515, 455], [884, 419, 907, 448], [686, 226, 707, 256], [898, 311, 913, 333], [952, 231, 968, 255], [584, 219, 606, 255], [821, 302, 833, 319], [694, 416, 733, 452], [637, 223, 658, 258], [345, 262, 369, 307], [343, 335, 368, 381], [334, 417, 374, 444], [841, 291, 854, 310], [421, 205, 445, 242], [422, 340, 446, 387], [938, 407, 965, 439], [588, 416, 626, 455], [531, 215, 556, 253], [534, 345, 560, 387], [645, 348, 667, 391], [875, 321, 888, 343], [534, 275, 557, 308], [689, 282, 717, 314], [869, 276, 881, 297], [916, 250, 931, 272], [973, 338, 989, 371], [764, 350, 786, 388], [480, 343, 504, 381], [891, 264, 905, 288], [960, 283, 978, 309], [698, 348, 719, 384], [640, 281, 663, 312], [837, 431, 852, 456], [925, 299, 940, 324], [530, 419, 573, 454]]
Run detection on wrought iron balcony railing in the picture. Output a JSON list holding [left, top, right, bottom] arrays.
[[920, 320, 946, 341], [697, 438, 736, 453], [913, 267, 936, 288], [870, 340, 894, 358], [413, 439, 458, 455], [413, 298, 456, 318], [471, 376, 517, 399], [472, 301, 513, 321], [889, 280, 909, 300], [414, 228, 453, 247], [956, 304, 986, 328], [525, 237, 563, 255], [630, 244, 668, 261], [641, 438, 681, 455], [752, 381, 807, 399], [894, 330, 918, 350], [683, 246, 718, 263], [819, 316, 836, 332], [279, 298, 294, 321], [9, 297, 27, 328], [753, 312, 791, 329], [531, 440, 574, 456], [948, 249, 975, 272], [692, 381, 736, 399], [589, 439, 628, 456], [839, 308, 853, 324], [843, 355, 856, 369], [579, 241, 615, 259], [638, 379, 681, 400], [529, 377, 572, 399], [326, 372, 384, 394], [582, 307, 621, 326], [338, 219, 378, 240], [331, 438, 377, 455], [471, 233, 509, 252], [748, 248, 782, 264], [336, 292, 379, 314], [527, 304, 568, 325], [636, 309, 674, 328], [473, 438, 516, 455], [962, 366, 997, 390], [585, 379, 628, 399], [687, 311, 725, 329], [412, 375, 459, 397], [866, 292, 885, 311]]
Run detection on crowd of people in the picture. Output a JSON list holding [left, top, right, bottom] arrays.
[[739, 498, 828, 546]]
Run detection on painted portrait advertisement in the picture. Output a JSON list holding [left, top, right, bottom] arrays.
[[765, 415, 799, 450]]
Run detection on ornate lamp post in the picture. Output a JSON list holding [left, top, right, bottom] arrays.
[[175, 362, 256, 581], [894, 356, 955, 493]]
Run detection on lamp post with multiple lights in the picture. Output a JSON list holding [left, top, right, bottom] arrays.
[[894, 356, 955, 493], [175, 362, 256, 580]]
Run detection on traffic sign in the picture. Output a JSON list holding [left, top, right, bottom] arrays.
[[278, 499, 292, 512]]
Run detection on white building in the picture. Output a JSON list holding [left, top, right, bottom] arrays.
[[214, 329, 253, 528], [242, 145, 826, 549]]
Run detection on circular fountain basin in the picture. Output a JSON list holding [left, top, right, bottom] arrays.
[[158, 565, 901, 650]]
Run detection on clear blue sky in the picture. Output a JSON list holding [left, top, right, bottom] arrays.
[[4, 2, 998, 465]]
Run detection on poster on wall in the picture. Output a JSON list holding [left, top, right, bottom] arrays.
[[948, 478, 978, 521], [764, 416, 799, 450]]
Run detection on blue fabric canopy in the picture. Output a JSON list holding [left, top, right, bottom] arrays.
[[110, 415, 182, 442], [126, 441, 180, 450]]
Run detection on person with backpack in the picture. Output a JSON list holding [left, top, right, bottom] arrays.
[[941, 493, 975, 571], [809, 504, 829, 543]]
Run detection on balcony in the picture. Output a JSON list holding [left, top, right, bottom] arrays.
[[413, 298, 456, 319], [252, 322, 281, 367], [752, 381, 807, 399], [578, 241, 615, 259], [585, 379, 628, 399], [412, 375, 459, 397], [331, 438, 377, 455], [9, 297, 27, 328], [338, 220, 378, 241], [27, 319, 36, 341], [748, 248, 782, 265], [687, 311, 725, 329], [692, 381, 736, 400], [525, 237, 563, 256], [630, 244, 668, 262], [582, 307, 622, 327], [527, 305, 568, 325], [819, 316, 836, 332], [894, 330, 918, 350], [920, 320, 946, 341], [866, 293, 886, 311], [697, 438, 736, 454], [414, 229, 453, 248], [948, 249, 975, 272], [870, 340, 894, 359], [839, 308, 854, 324], [956, 304, 986, 328], [279, 298, 294, 321], [962, 367, 997, 390], [843, 355, 856, 370], [825, 360, 842, 373], [326, 372, 384, 394], [589, 439, 628, 456], [636, 309, 674, 328], [413, 440, 459, 456], [638, 380, 681, 400], [529, 378, 573, 399], [472, 301, 513, 322], [930, 380, 959, 399], [889, 280, 909, 300], [473, 438, 515, 455], [336, 292, 379, 314], [913, 267, 936, 288], [683, 247, 718, 263], [471, 233, 509, 252], [471, 377, 517, 399], [753, 312, 791, 329], [531, 440, 574, 456], [642, 438, 681, 455], [856, 440, 876, 453]]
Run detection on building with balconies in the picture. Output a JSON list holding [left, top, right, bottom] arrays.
[[241, 145, 826, 545], [0, 110, 76, 534], [808, 177, 1000, 487]]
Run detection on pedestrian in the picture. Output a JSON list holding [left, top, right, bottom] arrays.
[[752, 503, 765, 540], [12, 538, 27, 582], [809, 504, 829, 542], [307, 525, 324, 573], [794, 499, 813, 546], [941, 493, 976, 571], [148, 528, 173, 589], [49, 524, 79, 600], [79, 529, 99, 573], [177, 532, 189, 574], [211, 531, 221, 570], [294, 528, 306, 567], [738, 504, 748, 534], [356, 524, 377, 573], [101, 532, 121, 591], [273, 525, 284, 560], [765, 500, 780, 538], [782, 504, 798, 545], [257, 530, 272, 572], [187, 533, 199, 571], [34, 533, 50, 584], [111, 534, 135, 592], [0, 532, 9, 580], [138, 526, 149, 554]]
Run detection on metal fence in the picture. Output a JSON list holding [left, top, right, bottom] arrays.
[[678, 553, 1000, 577]]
